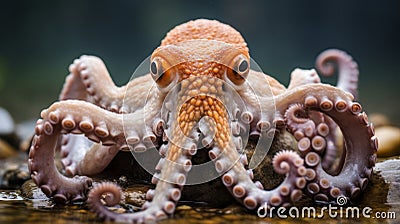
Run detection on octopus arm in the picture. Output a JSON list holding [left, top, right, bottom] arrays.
[[60, 56, 124, 107], [277, 83, 377, 201], [212, 140, 306, 209], [88, 138, 193, 223], [237, 70, 286, 138], [246, 70, 286, 97], [315, 49, 359, 99], [60, 135, 121, 176], [60, 55, 157, 114], [28, 99, 162, 203]]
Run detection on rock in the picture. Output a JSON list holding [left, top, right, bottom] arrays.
[[374, 158, 400, 220], [251, 130, 296, 189], [2, 168, 30, 189], [15, 120, 35, 141], [0, 107, 14, 135], [0, 154, 29, 189], [375, 126, 400, 157], [20, 179, 48, 200], [124, 185, 149, 207], [0, 107, 20, 155], [0, 139, 16, 159], [0, 191, 23, 201], [369, 113, 391, 128], [15, 120, 35, 152], [85, 130, 298, 207]]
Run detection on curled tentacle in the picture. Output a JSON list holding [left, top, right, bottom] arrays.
[[284, 103, 315, 139], [315, 49, 359, 99], [28, 100, 159, 203], [216, 147, 306, 210], [277, 84, 377, 202], [208, 76, 307, 207], [284, 102, 343, 174], [88, 182, 168, 223], [315, 49, 361, 172], [88, 134, 193, 223], [87, 182, 124, 218], [30, 115, 96, 203]]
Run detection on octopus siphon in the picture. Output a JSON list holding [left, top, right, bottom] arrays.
[[28, 19, 377, 222]]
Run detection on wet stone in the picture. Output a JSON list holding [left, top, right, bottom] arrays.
[[0, 191, 23, 201], [1, 169, 29, 189], [375, 158, 400, 203], [20, 180, 48, 200], [0, 154, 29, 189], [0, 139, 17, 159], [249, 130, 297, 189], [124, 185, 149, 207], [375, 126, 400, 157]]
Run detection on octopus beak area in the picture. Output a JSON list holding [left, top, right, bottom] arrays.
[[161, 70, 246, 169], [156, 57, 251, 185]]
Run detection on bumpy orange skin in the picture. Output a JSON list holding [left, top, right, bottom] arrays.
[[153, 19, 287, 95], [152, 19, 252, 159], [161, 19, 248, 52]]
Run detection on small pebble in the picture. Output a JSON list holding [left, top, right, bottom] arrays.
[[0, 108, 14, 135], [369, 113, 391, 128], [375, 126, 400, 157], [0, 139, 16, 159]]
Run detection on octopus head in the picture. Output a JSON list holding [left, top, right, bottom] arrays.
[[148, 20, 253, 150], [150, 40, 250, 92], [150, 19, 250, 92]]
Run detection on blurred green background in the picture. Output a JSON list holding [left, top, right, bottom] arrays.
[[1, 0, 399, 125]]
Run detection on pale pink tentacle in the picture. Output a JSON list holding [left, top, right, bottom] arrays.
[[88, 156, 191, 223], [60, 55, 126, 111], [60, 55, 156, 114], [28, 100, 160, 203], [315, 49, 360, 174], [29, 125, 92, 203], [214, 143, 306, 210], [60, 135, 121, 176], [315, 49, 359, 100], [278, 84, 376, 202], [88, 130, 194, 222]]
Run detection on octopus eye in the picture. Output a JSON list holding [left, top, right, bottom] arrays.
[[150, 61, 158, 75], [150, 58, 163, 79], [238, 59, 249, 73], [226, 54, 250, 86], [150, 57, 176, 89]]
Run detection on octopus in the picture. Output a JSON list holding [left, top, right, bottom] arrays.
[[28, 19, 377, 222]]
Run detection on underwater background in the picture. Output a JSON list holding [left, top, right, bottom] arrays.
[[0, 0, 399, 125]]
